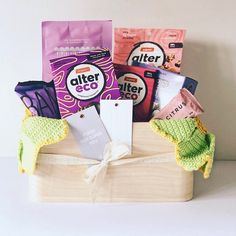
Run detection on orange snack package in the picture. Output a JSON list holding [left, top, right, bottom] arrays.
[[114, 28, 186, 73]]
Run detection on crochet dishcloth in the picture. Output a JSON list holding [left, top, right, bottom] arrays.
[[18, 114, 69, 174], [149, 118, 215, 178]]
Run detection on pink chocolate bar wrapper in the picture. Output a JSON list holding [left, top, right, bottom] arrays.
[[154, 88, 204, 120]]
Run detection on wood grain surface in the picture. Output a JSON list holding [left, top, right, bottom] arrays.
[[30, 123, 193, 202]]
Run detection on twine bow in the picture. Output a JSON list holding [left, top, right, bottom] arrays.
[[85, 142, 130, 193]]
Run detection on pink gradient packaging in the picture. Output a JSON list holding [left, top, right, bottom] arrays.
[[42, 20, 112, 82], [154, 88, 204, 120], [114, 28, 186, 73]]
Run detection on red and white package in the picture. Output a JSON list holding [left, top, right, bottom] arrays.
[[114, 64, 159, 122]]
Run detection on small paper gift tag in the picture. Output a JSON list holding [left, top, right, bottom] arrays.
[[66, 106, 111, 160], [100, 100, 133, 153]]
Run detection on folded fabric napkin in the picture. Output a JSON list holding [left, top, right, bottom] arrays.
[[18, 112, 68, 174], [149, 118, 215, 178]]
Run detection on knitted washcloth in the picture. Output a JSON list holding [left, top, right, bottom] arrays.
[[18, 115, 69, 174], [149, 118, 215, 178]]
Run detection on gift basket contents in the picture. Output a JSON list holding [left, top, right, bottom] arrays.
[[15, 20, 215, 202]]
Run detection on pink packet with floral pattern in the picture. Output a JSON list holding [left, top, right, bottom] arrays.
[[154, 88, 204, 120], [114, 28, 185, 73]]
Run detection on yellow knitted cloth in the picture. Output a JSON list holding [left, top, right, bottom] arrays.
[[18, 113, 69, 174], [149, 118, 215, 178]]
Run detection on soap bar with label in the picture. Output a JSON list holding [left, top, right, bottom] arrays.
[[50, 49, 121, 118]]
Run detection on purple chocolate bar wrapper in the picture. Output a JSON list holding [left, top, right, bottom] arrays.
[[15, 81, 61, 119], [50, 49, 121, 118]]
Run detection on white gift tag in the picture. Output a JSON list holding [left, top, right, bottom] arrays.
[[66, 106, 111, 160], [100, 100, 133, 153]]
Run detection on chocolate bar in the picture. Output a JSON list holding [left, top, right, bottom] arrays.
[[15, 81, 61, 119], [114, 64, 159, 122], [50, 49, 121, 118]]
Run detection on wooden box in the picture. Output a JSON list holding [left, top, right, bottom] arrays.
[[29, 123, 193, 202]]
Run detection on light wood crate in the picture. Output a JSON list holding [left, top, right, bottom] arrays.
[[29, 123, 193, 202]]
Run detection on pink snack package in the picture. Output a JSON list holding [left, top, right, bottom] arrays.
[[154, 88, 204, 120], [42, 20, 112, 82], [114, 28, 186, 73]]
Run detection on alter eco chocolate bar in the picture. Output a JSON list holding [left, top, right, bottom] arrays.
[[50, 49, 121, 118]]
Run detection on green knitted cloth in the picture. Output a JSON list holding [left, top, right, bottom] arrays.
[[149, 118, 215, 178], [18, 115, 69, 174]]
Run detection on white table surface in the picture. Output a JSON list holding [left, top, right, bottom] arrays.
[[0, 158, 236, 236]]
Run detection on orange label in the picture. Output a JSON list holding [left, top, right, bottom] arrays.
[[76, 67, 90, 74], [124, 77, 137, 83], [140, 47, 154, 52]]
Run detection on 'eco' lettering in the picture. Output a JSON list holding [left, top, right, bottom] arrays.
[[66, 64, 105, 101], [118, 73, 147, 106]]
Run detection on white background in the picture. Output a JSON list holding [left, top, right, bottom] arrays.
[[0, 0, 236, 159]]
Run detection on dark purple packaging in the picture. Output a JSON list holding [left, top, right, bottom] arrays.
[[15, 81, 61, 119], [50, 49, 121, 118]]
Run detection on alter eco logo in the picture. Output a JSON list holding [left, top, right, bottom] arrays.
[[66, 63, 105, 101], [127, 41, 165, 67], [118, 73, 147, 106]]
